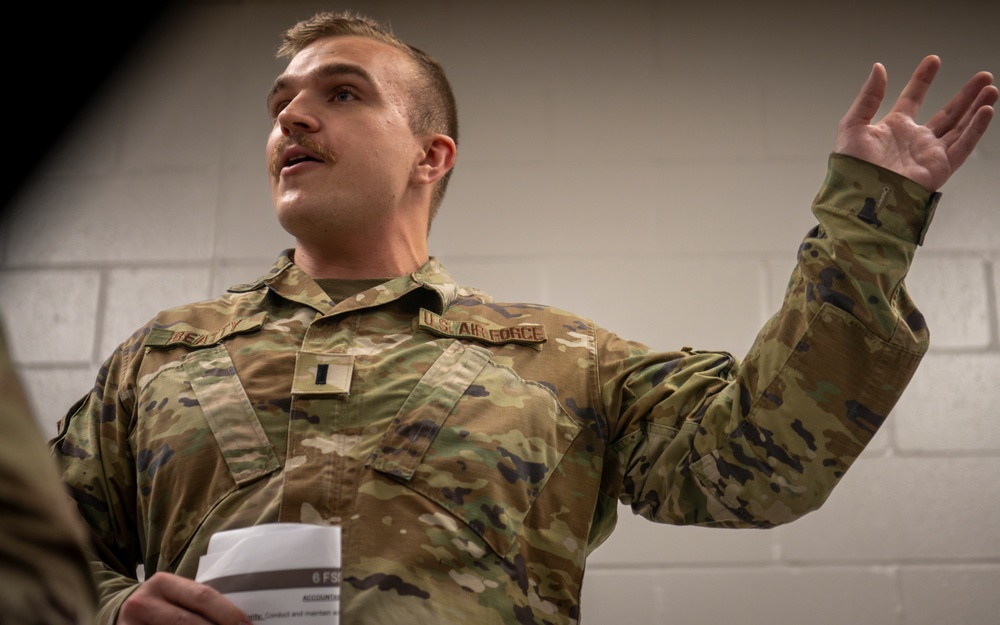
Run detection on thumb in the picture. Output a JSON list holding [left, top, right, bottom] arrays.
[[841, 63, 887, 128]]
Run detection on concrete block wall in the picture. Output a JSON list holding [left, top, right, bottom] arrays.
[[2, 1, 997, 622]]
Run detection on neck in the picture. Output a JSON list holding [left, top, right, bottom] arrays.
[[281, 187, 435, 279], [293, 236, 428, 279]]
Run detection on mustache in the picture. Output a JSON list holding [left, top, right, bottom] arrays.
[[269, 133, 337, 177]]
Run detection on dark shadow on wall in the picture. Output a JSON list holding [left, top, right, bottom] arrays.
[[2, 2, 170, 214]]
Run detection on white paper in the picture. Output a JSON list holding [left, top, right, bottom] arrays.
[[195, 524, 341, 625]]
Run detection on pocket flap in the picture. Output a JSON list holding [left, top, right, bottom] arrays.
[[183, 345, 281, 486], [368, 341, 491, 480]]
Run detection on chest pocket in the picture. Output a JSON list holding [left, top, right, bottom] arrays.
[[367, 340, 582, 557], [134, 343, 280, 570]]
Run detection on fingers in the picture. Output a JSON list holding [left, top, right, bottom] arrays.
[[888, 55, 941, 118], [927, 70, 996, 138], [118, 572, 250, 625], [946, 100, 996, 170], [840, 62, 888, 129]]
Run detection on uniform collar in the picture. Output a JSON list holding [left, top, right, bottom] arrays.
[[228, 250, 459, 315]]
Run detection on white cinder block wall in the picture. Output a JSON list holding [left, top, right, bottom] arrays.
[[2, 1, 998, 623]]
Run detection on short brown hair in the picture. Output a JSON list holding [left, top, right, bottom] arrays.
[[278, 11, 458, 221]]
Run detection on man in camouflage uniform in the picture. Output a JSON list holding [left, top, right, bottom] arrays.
[[54, 11, 997, 625]]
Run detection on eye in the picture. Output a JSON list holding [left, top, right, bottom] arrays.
[[331, 87, 357, 102], [270, 101, 289, 119]]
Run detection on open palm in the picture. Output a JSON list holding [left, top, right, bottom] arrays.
[[835, 56, 997, 192]]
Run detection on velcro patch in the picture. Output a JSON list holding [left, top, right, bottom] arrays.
[[292, 352, 354, 395], [417, 308, 546, 347], [145, 312, 268, 349]]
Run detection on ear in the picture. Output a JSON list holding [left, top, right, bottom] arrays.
[[412, 133, 457, 186]]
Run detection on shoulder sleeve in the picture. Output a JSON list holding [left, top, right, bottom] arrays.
[[53, 328, 146, 624], [598, 154, 935, 528]]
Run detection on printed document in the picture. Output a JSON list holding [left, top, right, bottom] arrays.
[[196, 524, 341, 624]]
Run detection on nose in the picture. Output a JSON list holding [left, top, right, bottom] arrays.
[[276, 94, 319, 136]]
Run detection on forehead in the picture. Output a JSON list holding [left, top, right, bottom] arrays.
[[276, 35, 417, 93]]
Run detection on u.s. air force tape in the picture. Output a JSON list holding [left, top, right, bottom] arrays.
[[417, 309, 546, 348]]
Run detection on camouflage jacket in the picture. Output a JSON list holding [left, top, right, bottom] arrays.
[[57, 154, 936, 624]]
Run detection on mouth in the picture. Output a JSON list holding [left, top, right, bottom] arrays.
[[271, 135, 335, 177], [277, 145, 323, 174], [286, 153, 319, 167]]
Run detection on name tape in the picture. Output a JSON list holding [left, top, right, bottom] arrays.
[[146, 313, 268, 349]]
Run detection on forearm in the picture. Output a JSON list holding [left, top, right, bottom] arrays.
[[607, 154, 936, 527], [694, 154, 934, 523]]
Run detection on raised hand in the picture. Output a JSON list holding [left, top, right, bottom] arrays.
[[834, 55, 997, 191]]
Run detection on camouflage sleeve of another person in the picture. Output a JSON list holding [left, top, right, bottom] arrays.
[[0, 324, 97, 624], [598, 153, 936, 529], [53, 329, 146, 624]]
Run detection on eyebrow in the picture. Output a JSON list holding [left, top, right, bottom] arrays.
[[267, 62, 376, 110]]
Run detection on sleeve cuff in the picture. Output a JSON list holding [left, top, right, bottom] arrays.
[[817, 153, 941, 246]]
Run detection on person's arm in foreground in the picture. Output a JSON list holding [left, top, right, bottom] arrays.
[[0, 324, 96, 625]]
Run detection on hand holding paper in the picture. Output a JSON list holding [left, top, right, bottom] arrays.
[[196, 524, 342, 625]]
